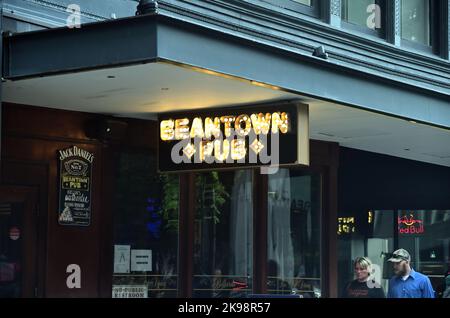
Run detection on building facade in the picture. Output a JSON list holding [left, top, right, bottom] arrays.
[[0, 0, 449, 298]]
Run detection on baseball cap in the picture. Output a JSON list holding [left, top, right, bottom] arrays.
[[388, 249, 411, 262]]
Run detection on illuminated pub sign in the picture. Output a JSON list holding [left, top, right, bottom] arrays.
[[337, 217, 356, 235], [158, 101, 309, 172]]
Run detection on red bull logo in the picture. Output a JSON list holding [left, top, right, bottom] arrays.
[[398, 214, 424, 234]]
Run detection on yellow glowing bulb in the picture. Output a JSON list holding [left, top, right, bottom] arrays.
[[175, 118, 190, 140], [271, 112, 289, 134], [251, 113, 271, 135], [231, 139, 246, 160], [234, 114, 251, 137], [160, 119, 175, 141], [214, 140, 230, 162]]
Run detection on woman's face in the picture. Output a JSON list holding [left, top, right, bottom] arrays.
[[354, 263, 370, 282]]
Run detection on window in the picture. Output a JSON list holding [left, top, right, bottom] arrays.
[[261, 0, 320, 17], [400, 0, 435, 50], [112, 153, 179, 298], [292, 0, 311, 5], [0, 203, 23, 298], [342, 0, 375, 27], [266, 169, 322, 297], [337, 210, 394, 297], [398, 210, 450, 295], [341, 0, 385, 36], [338, 209, 450, 298], [193, 170, 253, 297]]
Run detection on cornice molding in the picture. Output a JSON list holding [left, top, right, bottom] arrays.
[[3, 0, 449, 95], [155, 0, 449, 95]]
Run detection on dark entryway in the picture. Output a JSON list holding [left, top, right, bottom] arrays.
[[0, 186, 37, 297]]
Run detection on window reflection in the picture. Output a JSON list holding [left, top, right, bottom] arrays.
[[292, 0, 311, 6], [398, 210, 450, 296], [267, 169, 321, 297], [193, 170, 253, 298], [338, 210, 395, 297], [112, 153, 179, 298], [262, 0, 317, 16], [401, 0, 430, 46], [338, 209, 450, 297], [342, 0, 378, 29]]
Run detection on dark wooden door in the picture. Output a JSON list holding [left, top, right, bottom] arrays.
[[0, 186, 37, 297]]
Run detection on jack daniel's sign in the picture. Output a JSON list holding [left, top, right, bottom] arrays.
[[58, 146, 94, 226]]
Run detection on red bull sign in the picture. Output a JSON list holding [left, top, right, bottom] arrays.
[[398, 213, 424, 235]]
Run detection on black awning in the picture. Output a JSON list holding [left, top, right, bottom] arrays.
[[3, 12, 450, 129]]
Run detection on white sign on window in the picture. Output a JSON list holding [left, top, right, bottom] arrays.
[[114, 245, 130, 273], [112, 285, 148, 298], [131, 249, 152, 272]]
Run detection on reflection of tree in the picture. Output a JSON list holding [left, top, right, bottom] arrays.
[[159, 173, 180, 233], [160, 171, 229, 227], [196, 172, 229, 224], [192, 172, 229, 297]]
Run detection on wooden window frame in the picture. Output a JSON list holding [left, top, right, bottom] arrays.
[[178, 161, 337, 297]]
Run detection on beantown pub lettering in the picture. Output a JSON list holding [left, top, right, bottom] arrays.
[[158, 102, 309, 172]]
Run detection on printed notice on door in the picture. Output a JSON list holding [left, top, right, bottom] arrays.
[[114, 245, 130, 274], [112, 285, 148, 298]]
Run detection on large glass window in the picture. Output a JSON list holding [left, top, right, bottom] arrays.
[[341, 0, 385, 36], [266, 169, 321, 297], [338, 209, 450, 298], [261, 0, 320, 17], [292, 0, 311, 5], [401, 0, 431, 47], [337, 210, 394, 297], [112, 153, 179, 298], [193, 170, 253, 298], [342, 0, 376, 28], [398, 210, 450, 296]]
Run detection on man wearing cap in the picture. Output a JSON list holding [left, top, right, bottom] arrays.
[[387, 249, 435, 298]]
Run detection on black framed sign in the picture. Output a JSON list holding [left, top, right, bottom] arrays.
[[158, 101, 309, 172], [58, 146, 94, 226]]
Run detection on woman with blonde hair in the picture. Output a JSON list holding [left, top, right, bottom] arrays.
[[343, 256, 385, 298]]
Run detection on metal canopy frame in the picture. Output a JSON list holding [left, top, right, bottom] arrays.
[[2, 12, 450, 129]]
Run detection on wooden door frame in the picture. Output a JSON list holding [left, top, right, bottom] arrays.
[[177, 162, 338, 298], [0, 185, 38, 297]]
